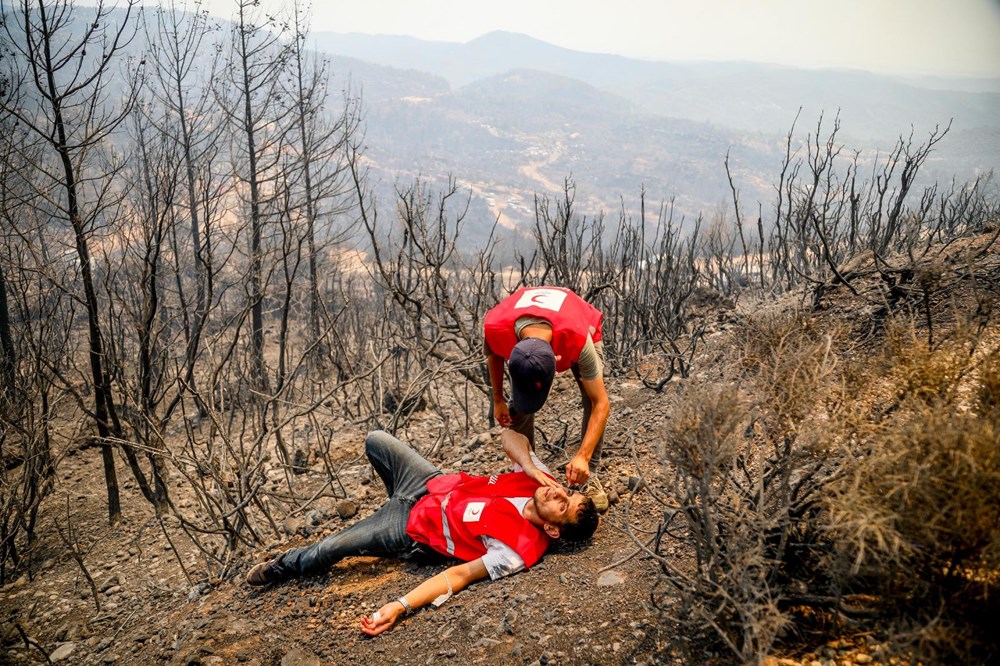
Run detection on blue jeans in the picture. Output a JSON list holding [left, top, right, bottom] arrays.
[[274, 430, 443, 577]]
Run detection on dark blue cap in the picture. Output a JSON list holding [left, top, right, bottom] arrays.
[[508, 338, 556, 415]]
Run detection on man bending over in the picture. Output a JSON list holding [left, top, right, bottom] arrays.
[[245, 429, 599, 636]]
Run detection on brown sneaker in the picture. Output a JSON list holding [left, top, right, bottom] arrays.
[[245, 557, 282, 586], [585, 476, 609, 513]]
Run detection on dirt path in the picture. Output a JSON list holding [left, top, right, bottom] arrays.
[[519, 144, 565, 195]]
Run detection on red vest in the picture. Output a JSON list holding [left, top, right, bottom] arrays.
[[484, 287, 603, 372], [406, 471, 551, 568]]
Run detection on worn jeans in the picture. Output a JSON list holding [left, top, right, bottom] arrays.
[[509, 356, 605, 473], [274, 430, 443, 578]]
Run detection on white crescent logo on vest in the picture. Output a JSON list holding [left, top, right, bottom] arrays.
[[514, 288, 567, 312], [462, 501, 485, 522]]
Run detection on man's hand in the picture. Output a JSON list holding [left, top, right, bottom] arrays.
[[523, 465, 561, 490], [565, 454, 591, 486], [493, 399, 511, 427], [360, 601, 404, 636]]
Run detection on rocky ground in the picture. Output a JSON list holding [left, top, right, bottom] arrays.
[[0, 368, 899, 666], [1, 370, 685, 666]]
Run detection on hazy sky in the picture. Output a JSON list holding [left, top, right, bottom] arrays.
[[192, 0, 1000, 78]]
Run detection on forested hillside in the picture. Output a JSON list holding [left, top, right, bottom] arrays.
[[1, 2, 998, 665]]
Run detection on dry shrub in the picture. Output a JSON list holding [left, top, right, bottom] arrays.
[[883, 321, 970, 405], [825, 329, 1000, 662], [651, 312, 844, 664], [652, 382, 789, 664], [736, 313, 844, 434]]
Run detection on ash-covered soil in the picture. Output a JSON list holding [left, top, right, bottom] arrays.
[[1, 376, 675, 666]]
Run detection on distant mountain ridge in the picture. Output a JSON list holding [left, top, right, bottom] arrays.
[[312, 30, 1000, 140], [309, 29, 998, 235], [5, 5, 994, 237]]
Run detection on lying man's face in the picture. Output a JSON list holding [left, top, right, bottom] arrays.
[[532, 485, 589, 526]]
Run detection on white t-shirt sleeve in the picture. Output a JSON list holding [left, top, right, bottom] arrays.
[[479, 536, 526, 580], [511, 452, 552, 477]]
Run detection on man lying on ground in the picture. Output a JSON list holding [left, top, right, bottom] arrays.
[[245, 429, 600, 636]]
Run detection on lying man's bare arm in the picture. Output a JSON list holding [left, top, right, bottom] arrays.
[[360, 559, 489, 636]]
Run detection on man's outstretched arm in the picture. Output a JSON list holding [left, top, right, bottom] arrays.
[[501, 429, 560, 489], [566, 375, 610, 485], [486, 343, 511, 426], [360, 558, 489, 636]]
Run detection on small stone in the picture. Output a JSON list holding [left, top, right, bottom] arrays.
[[291, 449, 309, 474], [854, 656, 872, 664], [99, 575, 121, 592], [50, 643, 76, 662], [335, 501, 358, 520], [282, 517, 305, 535], [53, 623, 71, 642], [305, 510, 324, 527], [280, 647, 322, 666], [499, 610, 517, 635], [187, 582, 210, 601], [596, 570, 625, 586]]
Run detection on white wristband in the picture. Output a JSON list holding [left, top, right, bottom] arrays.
[[397, 596, 412, 615]]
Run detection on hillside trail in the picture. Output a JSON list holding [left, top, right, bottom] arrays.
[[519, 144, 565, 195]]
